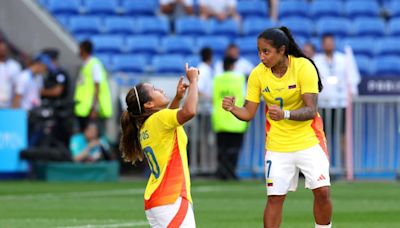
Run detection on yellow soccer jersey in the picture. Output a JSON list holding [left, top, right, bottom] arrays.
[[246, 55, 327, 152], [139, 109, 192, 209]]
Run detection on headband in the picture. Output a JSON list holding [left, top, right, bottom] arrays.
[[133, 86, 141, 114]]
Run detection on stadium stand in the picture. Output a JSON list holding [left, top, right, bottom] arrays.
[[112, 54, 147, 74], [36, 0, 400, 78]]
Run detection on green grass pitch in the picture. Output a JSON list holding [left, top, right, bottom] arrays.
[[0, 180, 399, 228]]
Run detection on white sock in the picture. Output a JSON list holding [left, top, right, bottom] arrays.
[[315, 223, 331, 228]]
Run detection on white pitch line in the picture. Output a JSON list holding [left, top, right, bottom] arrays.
[[58, 221, 149, 228], [0, 185, 260, 201]]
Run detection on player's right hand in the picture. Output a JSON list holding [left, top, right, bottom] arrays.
[[185, 63, 199, 83], [222, 96, 236, 112]]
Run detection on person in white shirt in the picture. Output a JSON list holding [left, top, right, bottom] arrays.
[[214, 44, 254, 77], [199, 0, 240, 21], [314, 34, 360, 157], [197, 47, 214, 99], [160, 0, 194, 16], [314, 34, 350, 109], [13, 54, 51, 111], [0, 41, 22, 109]]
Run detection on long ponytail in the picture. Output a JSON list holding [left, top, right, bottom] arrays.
[[119, 83, 152, 163], [258, 27, 323, 92]]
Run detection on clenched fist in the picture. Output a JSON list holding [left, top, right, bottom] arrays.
[[222, 96, 236, 112]]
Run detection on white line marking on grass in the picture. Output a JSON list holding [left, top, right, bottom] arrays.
[[58, 221, 148, 228], [0, 185, 260, 201]]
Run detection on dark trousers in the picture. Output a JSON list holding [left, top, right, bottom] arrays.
[[216, 132, 244, 180]]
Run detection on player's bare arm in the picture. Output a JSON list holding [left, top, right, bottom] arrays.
[[222, 98, 259, 122], [289, 93, 318, 121]]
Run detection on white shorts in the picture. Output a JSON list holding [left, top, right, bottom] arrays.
[[265, 144, 331, 196], [145, 197, 196, 228]]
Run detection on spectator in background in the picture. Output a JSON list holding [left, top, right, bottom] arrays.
[[314, 34, 355, 108], [69, 122, 109, 163], [199, 0, 241, 21], [40, 48, 72, 147], [160, 0, 194, 16], [303, 42, 316, 59], [40, 48, 70, 102], [74, 40, 113, 132], [215, 44, 254, 77], [212, 56, 247, 180], [13, 54, 51, 111], [314, 34, 360, 159], [0, 41, 22, 109], [268, 0, 279, 22], [197, 47, 214, 100]]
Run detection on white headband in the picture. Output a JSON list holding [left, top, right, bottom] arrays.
[[133, 86, 141, 114]]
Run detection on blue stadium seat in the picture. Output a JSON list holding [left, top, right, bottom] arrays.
[[345, 0, 380, 19], [54, 15, 69, 27], [310, 1, 343, 19], [186, 55, 201, 67], [278, 0, 309, 20], [104, 17, 136, 34], [235, 37, 256, 56], [376, 37, 400, 56], [175, 17, 208, 36], [91, 35, 124, 54], [122, 0, 157, 16], [388, 0, 400, 18], [152, 55, 186, 74], [162, 36, 195, 55], [373, 56, 400, 76], [242, 17, 275, 36], [237, 0, 268, 18], [316, 17, 351, 37], [353, 18, 386, 37], [69, 16, 103, 36], [137, 16, 169, 35], [126, 35, 159, 56], [343, 38, 375, 57], [243, 54, 260, 66], [96, 54, 113, 71], [208, 19, 239, 38], [196, 36, 230, 59], [388, 18, 400, 36], [37, 0, 48, 8], [354, 55, 373, 77], [280, 17, 314, 39], [47, 0, 81, 15], [112, 54, 147, 73], [83, 0, 118, 15]]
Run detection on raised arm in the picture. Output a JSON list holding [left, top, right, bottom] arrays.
[[177, 64, 199, 125], [222, 98, 259, 122]]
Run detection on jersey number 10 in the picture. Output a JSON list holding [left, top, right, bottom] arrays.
[[144, 146, 160, 179]]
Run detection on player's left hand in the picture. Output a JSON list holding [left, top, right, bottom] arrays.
[[176, 76, 189, 100], [269, 105, 284, 121]]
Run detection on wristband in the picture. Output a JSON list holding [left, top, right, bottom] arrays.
[[284, 110, 290, 120]]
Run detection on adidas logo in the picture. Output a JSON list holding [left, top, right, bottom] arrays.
[[262, 86, 270, 93], [317, 174, 326, 181]]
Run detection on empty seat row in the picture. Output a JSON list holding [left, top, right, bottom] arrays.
[[96, 52, 400, 77], [46, 0, 157, 16], [97, 54, 200, 75], [279, 0, 400, 20], [90, 35, 235, 57]]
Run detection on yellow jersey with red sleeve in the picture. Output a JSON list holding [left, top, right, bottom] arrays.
[[246, 55, 327, 154], [139, 108, 192, 210]]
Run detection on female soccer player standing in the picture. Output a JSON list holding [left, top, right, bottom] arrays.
[[120, 64, 199, 227], [222, 27, 333, 228]]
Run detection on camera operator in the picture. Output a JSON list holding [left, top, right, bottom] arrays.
[[40, 48, 70, 101], [39, 49, 72, 146]]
